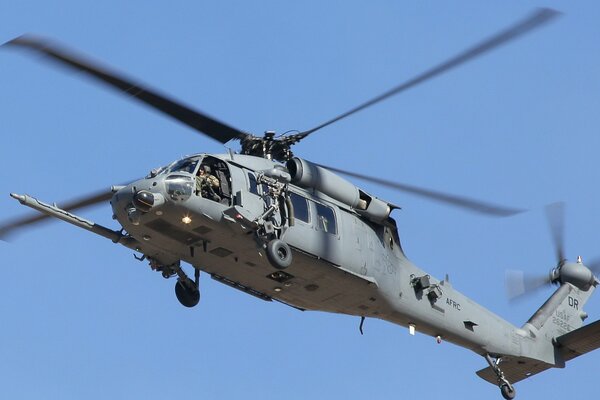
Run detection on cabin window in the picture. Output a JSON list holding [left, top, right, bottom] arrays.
[[248, 173, 258, 195], [260, 183, 270, 195], [289, 192, 309, 223], [315, 203, 337, 235], [247, 172, 269, 196]]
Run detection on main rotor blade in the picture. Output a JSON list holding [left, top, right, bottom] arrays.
[[296, 8, 559, 140], [3, 35, 247, 144], [545, 202, 565, 263], [318, 164, 524, 217], [0, 189, 113, 240]]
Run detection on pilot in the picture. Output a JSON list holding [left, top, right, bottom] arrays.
[[196, 165, 221, 202]]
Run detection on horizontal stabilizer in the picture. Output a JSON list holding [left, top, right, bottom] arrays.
[[556, 319, 600, 362], [477, 320, 600, 385], [476, 356, 553, 385]]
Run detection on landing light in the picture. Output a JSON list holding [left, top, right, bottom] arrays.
[[127, 207, 141, 226], [182, 216, 192, 224]]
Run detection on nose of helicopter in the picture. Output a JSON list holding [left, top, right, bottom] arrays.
[[111, 176, 167, 224], [111, 172, 198, 228], [132, 190, 158, 212]]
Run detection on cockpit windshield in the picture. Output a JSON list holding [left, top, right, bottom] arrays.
[[169, 157, 200, 174]]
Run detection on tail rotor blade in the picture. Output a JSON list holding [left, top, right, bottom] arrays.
[[545, 202, 565, 263], [586, 257, 600, 275], [505, 269, 551, 302]]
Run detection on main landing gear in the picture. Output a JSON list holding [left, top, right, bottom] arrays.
[[485, 354, 516, 400], [265, 239, 292, 269], [175, 267, 200, 308], [147, 258, 201, 307]]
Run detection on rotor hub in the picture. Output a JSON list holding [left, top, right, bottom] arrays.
[[239, 131, 301, 162], [554, 261, 595, 290]]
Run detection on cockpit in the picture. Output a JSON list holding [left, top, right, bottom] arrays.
[[151, 155, 232, 205], [169, 157, 200, 174], [195, 156, 231, 204]]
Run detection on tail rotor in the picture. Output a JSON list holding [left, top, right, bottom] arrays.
[[506, 203, 599, 302]]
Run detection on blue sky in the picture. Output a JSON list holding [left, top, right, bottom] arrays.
[[1, 1, 599, 399]]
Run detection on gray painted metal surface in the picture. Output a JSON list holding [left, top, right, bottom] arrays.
[[11, 151, 600, 400]]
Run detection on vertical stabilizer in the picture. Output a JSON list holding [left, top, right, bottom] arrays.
[[477, 283, 598, 387], [524, 282, 594, 345]]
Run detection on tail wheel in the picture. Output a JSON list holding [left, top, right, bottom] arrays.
[[500, 383, 516, 400], [266, 239, 292, 269]]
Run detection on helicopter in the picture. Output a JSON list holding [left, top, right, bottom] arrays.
[[2, 8, 600, 400]]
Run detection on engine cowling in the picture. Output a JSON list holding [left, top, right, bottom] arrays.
[[287, 158, 363, 208], [286, 157, 392, 222], [357, 196, 391, 222]]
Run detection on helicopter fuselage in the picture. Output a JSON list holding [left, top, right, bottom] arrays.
[[110, 152, 541, 362], [7, 11, 600, 398]]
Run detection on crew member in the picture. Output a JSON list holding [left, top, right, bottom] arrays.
[[196, 165, 221, 202]]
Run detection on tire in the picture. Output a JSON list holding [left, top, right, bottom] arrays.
[[175, 280, 200, 308], [500, 383, 516, 400], [266, 239, 292, 269]]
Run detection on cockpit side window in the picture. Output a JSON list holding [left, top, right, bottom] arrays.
[[195, 156, 231, 205], [247, 172, 259, 195], [246, 171, 269, 196]]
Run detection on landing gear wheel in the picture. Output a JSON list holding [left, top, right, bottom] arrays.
[[484, 354, 516, 400], [266, 239, 292, 269], [175, 280, 200, 308], [500, 383, 516, 400]]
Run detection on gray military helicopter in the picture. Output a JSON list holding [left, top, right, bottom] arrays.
[[2, 8, 599, 400]]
